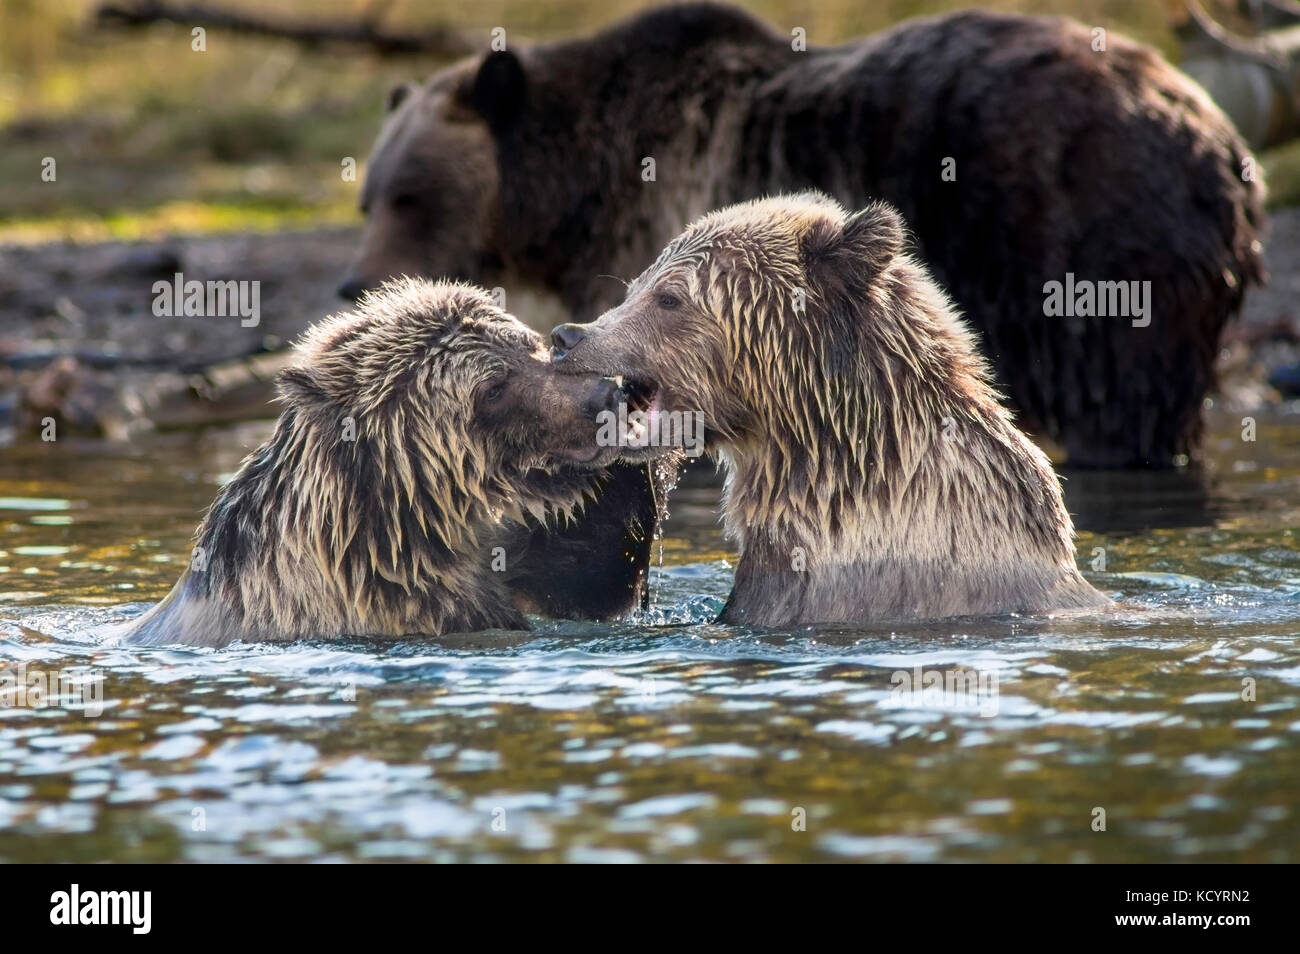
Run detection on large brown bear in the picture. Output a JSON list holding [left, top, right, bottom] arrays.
[[124, 280, 660, 648], [551, 194, 1111, 626], [341, 2, 1264, 469]]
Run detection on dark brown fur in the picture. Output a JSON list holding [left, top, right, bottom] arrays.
[[343, 2, 1264, 468]]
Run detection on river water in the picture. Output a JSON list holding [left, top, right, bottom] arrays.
[[1, 406, 1298, 862]]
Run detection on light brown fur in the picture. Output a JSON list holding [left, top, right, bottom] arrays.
[[123, 279, 629, 647], [552, 193, 1111, 626]]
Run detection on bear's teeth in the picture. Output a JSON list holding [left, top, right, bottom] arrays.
[[614, 375, 624, 389]]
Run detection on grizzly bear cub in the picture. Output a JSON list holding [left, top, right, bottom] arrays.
[[125, 279, 658, 647], [552, 193, 1111, 627]]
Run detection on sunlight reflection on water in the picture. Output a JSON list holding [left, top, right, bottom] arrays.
[[0, 408, 1298, 861]]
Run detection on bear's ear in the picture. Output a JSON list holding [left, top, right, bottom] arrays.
[[468, 50, 528, 131], [386, 82, 414, 113], [276, 366, 324, 407], [841, 202, 905, 271], [803, 200, 905, 279]]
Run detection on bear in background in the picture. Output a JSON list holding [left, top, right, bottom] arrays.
[[342, 2, 1264, 469]]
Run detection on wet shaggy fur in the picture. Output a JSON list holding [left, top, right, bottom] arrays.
[[123, 280, 659, 647], [553, 194, 1111, 626], [346, 2, 1264, 468]]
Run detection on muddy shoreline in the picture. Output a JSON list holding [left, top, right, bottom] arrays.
[[1, 209, 1298, 445]]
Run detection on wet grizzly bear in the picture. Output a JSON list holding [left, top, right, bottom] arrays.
[[551, 194, 1111, 626], [123, 280, 659, 648], [342, 2, 1264, 469]]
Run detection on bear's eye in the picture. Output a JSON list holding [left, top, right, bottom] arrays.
[[656, 292, 681, 310], [391, 193, 419, 211], [482, 380, 508, 405]]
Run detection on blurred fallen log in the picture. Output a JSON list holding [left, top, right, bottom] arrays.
[[14, 349, 294, 442], [94, 0, 478, 57], [1179, 0, 1300, 148], [0, 227, 356, 445]]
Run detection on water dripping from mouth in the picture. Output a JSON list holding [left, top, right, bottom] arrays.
[[645, 455, 683, 615]]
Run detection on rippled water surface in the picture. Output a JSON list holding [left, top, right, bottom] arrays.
[[2, 407, 1299, 862]]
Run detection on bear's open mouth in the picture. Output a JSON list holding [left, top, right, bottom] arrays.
[[609, 375, 662, 452], [615, 375, 659, 416]]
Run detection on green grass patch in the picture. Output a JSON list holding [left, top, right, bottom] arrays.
[[1263, 140, 1300, 210]]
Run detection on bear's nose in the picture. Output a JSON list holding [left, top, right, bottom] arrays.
[[551, 323, 588, 358], [338, 278, 370, 302]]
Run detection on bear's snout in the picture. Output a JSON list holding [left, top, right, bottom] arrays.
[[583, 376, 622, 417], [551, 322, 589, 359]]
